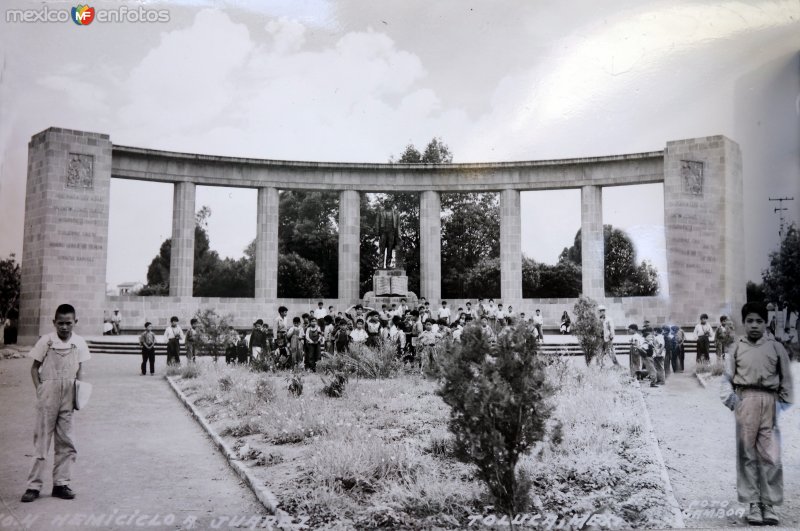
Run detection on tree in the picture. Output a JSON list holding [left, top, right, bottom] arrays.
[[559, 225, 659, 297], [279, 191, 339, 297], [391, 136, 453, 164], [437, 323, 554, 518], [460, 257, 501, 299], [746, 281, 766, 303], [571, 296, 603, 365], [441, 193, 500, 298], [278, 252, 325, 298], [192, 308, 235, 360], [762, 223, 800, 315], [143, 206, 222, 296], [0, 254, 21, 343], [522, 258, 581, 298]]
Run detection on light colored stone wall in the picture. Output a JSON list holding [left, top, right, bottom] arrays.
[[19, 128, 112, 343], [169, 182, 195, 297], [19, 128, 746, 342], [338, 190, 360, 303], [107, 297, 358, 330], [419, 191, 442, 302], [254, 187, 279, 299], [441, 296, 671, 331], [664, 136, 745, 326], [500, 189, 522, 302], [581, 185, 604, 300]]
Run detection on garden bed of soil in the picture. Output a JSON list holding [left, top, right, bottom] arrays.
[[171, 359, 681, 529]]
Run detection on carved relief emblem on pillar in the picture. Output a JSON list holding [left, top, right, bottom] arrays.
[[680, 160, 703, 196], [66, 153, 94, 189]]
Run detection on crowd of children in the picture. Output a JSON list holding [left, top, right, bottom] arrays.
[[137, 299, 544, 373], [221, 298, 536, 371]]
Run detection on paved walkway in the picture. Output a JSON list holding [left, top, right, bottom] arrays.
[[0, 354, 265, 530], [642, 355, 800, 528]]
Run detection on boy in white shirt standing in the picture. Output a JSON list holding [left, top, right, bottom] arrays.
[[21, 304, 91, 503]]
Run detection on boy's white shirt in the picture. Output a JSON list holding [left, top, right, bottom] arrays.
[[30, 332, 91, 363], [694, 322, 713, 338], [164, 325, 184, 342]]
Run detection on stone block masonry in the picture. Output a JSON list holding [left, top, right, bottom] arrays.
[[17, 128, 745, 342], [19, 128, 112, 343]]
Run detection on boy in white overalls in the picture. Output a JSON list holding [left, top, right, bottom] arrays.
[[21, 304, 91, 503]]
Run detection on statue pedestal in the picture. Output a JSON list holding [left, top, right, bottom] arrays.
[[363, 269, 417, 308]]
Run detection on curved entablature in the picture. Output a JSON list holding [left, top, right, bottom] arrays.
[[111, 144, 665, 192]]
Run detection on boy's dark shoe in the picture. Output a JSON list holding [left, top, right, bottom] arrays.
[[20, 489, 39, 502], [747, 503, 763, 525], [52, 485, 76, 499], [761, 504, 778, 525]]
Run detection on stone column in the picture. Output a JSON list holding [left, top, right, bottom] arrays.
[[500, 189, 522, 302], [255, 187, 279, 300], [169, 181, 196, 297], [338, 190, 360, 303], [18, 128, 113, 343], [664, 136, 744, 325], [419, 191, 442, 302], [581, 185, 604, 300]]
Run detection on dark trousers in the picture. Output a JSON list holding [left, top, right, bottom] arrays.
[[696, 336, 710, 363], [673, 344, 685, 372], [306, 343, 321, 371], [166, 338, 181, 365], [664, 344, 672, 377], [141, 347, 155, 374]]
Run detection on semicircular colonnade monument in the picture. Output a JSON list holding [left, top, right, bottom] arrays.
[[18, 127, 744, 343]]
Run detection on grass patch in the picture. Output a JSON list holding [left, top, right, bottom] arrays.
[[174, 358, 679, 529], [695, 359, 725, 376]]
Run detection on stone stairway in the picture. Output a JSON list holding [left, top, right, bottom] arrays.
[[87, 336, 706, 356]]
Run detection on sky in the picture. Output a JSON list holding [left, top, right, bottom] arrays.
[[0, 0, 798, 292]]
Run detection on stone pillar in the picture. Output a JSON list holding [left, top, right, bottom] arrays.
[[500, 189, 522, 302], [581, 185, 604, 300], [338, 190, 360, 303], [255, 187, 279, 300], [19, 128, 113, 343], [169, 181, 196, 297], [664, 136, 744, 325], [419, 191, 442, 302]]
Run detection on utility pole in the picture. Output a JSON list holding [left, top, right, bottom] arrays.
[[769, 197, 794, 239]]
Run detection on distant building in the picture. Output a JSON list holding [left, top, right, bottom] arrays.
[[117, 282, 144, 295]]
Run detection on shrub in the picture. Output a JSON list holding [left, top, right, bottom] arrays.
[[316, 342, 402, 379], [572, 296, 603, 365], [255, 376, 276, 402], [165, 363, 182, 377], [193, 308, 235, 360], [316, 352, 352, 376], [180, 362, 201, 379], [219, 374, 233, 392], [437, 323, 555, 517], [287, 371, 304, 397], [321, 371, 349, 398], [250, 355, 275, 373]]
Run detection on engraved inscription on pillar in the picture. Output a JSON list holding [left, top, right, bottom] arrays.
[[681, 160, 703, 196], [66, 153, 94, 189]]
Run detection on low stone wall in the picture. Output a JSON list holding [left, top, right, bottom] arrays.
[[105, 295, 676, 332]]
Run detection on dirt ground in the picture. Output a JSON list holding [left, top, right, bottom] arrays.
[[0, 354, 266, 531], [642, 355, 800, 529]]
